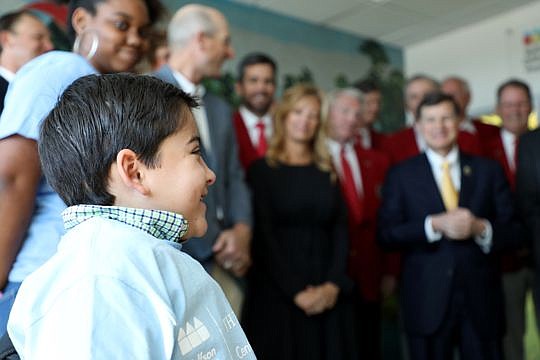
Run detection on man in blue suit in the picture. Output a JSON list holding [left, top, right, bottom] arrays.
[[154, 4, 252, 315], [378, 92, 517, 360]]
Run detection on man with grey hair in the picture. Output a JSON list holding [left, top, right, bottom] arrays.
[[325, 87, 393, 360], [386, 74, 482, 164], [384, 75, 439, 163], [404, 74, 439, 128], [154, 4, 252, 316], [442, 76, 499, 144]]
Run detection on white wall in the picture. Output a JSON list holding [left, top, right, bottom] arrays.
[[405, 0, 540, 115]]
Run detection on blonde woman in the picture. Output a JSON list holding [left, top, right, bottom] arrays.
[[241, 84, 357, 359]]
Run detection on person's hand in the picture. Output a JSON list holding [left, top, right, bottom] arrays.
[[431, 208, 476, 240], [212, 223, 251, 276], [293, 282, 339, 316], [294, 288, 318, 314]]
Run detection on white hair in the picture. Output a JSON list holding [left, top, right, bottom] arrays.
[[322, 87, 363, 123], [167, 5, 218, 50]]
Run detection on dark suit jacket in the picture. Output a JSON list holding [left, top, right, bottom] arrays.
[[516, 129, 540, 271], [0, 75, 9, 115], [378, 152, 516, 338], [153, 65, 252, 264], [232, 110, 263, 171]]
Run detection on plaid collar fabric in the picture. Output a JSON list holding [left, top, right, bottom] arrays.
[[62, 205, 189, 243]]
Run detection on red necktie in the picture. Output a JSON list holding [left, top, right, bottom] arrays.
[[256, 120, 267, 157], [340, 146, 363, 223]]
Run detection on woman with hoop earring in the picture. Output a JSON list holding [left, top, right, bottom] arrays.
[[0, 0, 164, 334]]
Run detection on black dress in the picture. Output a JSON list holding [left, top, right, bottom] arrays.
[[242, 159, 357, 359]]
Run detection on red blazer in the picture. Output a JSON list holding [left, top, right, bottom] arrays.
[[355, 128, 387, 151], [345, 146, 397, 301], [485, 135, 515, 190], [473, 119, 500, 142], [382, 128, 419, 164], [383, 127, 483, 165], [232, 111, 263, 170], [457, 130, 483, 156]]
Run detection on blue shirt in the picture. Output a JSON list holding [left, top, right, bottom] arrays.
[[0, 51, 97, 282]]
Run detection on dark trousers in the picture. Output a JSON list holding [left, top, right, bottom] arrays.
[[406, 290, 501, 360], [354, 288, 381, 360]]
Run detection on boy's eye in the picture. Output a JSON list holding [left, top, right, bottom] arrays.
[[192, 147, 202, 155]]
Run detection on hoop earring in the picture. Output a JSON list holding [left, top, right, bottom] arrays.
[[73, 30, 99, 61]]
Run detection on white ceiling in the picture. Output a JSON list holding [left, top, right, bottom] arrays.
[[232, 0, 538, 47]]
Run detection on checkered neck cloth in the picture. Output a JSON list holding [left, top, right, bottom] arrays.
[[62, 205, 189, 243]]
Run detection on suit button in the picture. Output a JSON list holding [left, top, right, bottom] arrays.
[[447, 269, 453, 276]]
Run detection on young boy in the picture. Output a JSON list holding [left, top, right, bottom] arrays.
[[7, 74, 256, 359]]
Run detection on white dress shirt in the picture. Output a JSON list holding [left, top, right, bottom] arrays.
[[413, 124, 427, 152], [500, 128, 518, 172], [172, 70, 212, 153], [239, 106, 272, 147], [357, 127, 372, 149], [423, 146, 492, 253], [405, 111, 415, 128], [459, 116, 477, 134], [327, 139, 364, 196]]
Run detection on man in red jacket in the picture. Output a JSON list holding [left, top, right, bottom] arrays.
[[354, 79, 387, 151], [486, 79, 532, 360], [442, 76, 499, 152], [386, 75, 482, 164], [325, 87, 394, 360], [232, 52, 276, 170]]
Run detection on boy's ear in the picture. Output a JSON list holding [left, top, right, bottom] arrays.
[[115, 149, 150, 196]]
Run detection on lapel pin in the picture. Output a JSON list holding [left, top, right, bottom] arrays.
[[463, 165, 472, 176]]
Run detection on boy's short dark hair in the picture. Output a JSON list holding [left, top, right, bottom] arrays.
[[416, 91, 460, 120], [237, 52, 277, 82], [39, 73, 198, 206]]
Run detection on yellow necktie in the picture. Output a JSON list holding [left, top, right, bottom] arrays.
[[441, 161, 458, 210]]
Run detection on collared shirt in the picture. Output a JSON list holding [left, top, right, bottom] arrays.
[[357, 127, 371, 149], [405, 111, 415, 128], [172, 70, 212, 154], [413, 124, 427, 152], [327, 138, 364, 195], [0, 66, 15, 82], [423, 146, 492, 253], [459, 116, 477, 134], [62, 205, 189, 243], [239, 105, 272, 147], [501, 128, 518, 171], [8, 214, 255, 359], [0, 51, 97, 282]]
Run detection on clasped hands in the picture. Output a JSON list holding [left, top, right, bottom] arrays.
[[213, 223, 252, 277], [294, 282, 339, 316], [431, 207, 486, 240]]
